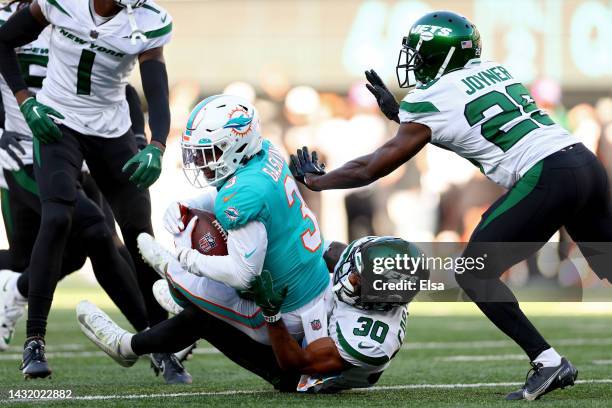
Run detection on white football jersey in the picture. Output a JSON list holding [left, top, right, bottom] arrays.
[[36, 0, 172, 137], [0, 3, 51, 166], [300, 299, 407, 392], [399, 59, 577, 189]]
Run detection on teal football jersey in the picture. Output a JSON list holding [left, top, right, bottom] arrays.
[[214, 140, 330, 312]]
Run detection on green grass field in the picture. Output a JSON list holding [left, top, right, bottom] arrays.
[[1, 277, 611, 407]]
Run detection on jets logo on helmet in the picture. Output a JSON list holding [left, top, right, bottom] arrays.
[[181, 95, 263, 188], [396, 11, 481, 89]]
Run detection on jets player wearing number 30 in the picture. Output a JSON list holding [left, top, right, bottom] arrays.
[[0, 0, 177, 379], [292, 10, 612, 401]]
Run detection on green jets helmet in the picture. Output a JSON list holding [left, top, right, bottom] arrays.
[[396, 10, 481, 88]]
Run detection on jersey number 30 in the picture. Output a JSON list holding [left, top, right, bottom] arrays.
[[284, 176, 322, 252], [464, 83, 554, 152]]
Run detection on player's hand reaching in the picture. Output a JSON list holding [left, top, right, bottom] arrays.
[[251, 270, 288, 320], [0, 129, 27, 171], [365, 69, 400, 123], [122, 143, 164, 189], [290, 146, 326, 187], [19, 97, 65, 144]]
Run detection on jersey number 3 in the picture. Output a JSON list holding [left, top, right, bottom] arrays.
[[284, 176, 322, 252], [464, 83, 554, 152]]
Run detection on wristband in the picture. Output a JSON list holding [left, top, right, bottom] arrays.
[[264, 312, 282, 323]]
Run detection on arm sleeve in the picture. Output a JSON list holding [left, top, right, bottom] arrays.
[[0, 7, 46, 94], [176, 221, 267, 290], [183, 188, 217, 212], [140, 59, 170, 146], [126, 84, 146, 137]]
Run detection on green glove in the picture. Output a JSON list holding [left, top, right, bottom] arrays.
[[122, 144, 163, 189], [19, 97, 65, 144], [251, 270, 288, 320]]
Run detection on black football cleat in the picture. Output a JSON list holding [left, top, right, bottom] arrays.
[[506, 357, 578, 401], [151, 353, 193, 385], [21, 337, 52, 379]]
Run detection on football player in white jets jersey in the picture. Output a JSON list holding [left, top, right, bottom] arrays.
[[75, 236, 420, 393], [290, 10, 612, 401], [0, 0, 178, 380]]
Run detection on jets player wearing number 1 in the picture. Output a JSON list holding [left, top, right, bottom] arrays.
[[291, 10, 612, 400], [0, 0, 179, 379]]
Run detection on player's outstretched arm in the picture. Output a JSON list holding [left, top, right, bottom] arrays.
[[296, 122, 431, 191]]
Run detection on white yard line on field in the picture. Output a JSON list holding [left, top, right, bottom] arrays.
[[1, 336, 610, 360], [401, 337, 612, 350], [2, 379, 611, 403], [593, 360, 612, 365], [436, 354, 526, 362]]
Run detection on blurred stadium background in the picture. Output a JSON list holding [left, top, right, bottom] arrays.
[[4, 0, 612, 304], [1, 1, 611, 404]]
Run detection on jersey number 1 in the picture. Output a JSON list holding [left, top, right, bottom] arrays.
[[284, 176, 322, 252], [77, 50, 96, 95]]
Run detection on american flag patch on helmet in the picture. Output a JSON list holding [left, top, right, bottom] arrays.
[[461, 40, 473, 49]]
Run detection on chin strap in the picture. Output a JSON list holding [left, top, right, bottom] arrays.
[[126, 3, 148, 45]]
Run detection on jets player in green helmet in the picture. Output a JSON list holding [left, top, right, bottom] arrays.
[[290, 9, 612, 401]]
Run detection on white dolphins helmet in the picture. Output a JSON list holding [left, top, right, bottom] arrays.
[[182, 95, 263, 188]]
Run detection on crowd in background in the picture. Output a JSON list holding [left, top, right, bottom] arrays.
[[149, 76, 612, 292]]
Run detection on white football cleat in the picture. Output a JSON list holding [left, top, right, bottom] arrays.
[[152, 279, 184, 315], [0, 270, 27, 351], [76, 300, 138, 367], [137, 233, 173, 278]]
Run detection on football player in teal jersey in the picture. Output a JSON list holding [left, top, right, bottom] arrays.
[[141, 94, 332, 343]]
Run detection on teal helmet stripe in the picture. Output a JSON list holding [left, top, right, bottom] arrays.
[[186, 95, 223, 130]]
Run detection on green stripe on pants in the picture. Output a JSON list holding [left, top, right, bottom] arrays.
[[1, 188, 12, 238], [479, 161, 544, 230]]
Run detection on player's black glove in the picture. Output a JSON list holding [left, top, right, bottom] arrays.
[[365, 69, 400, 123], [289, 146, 325, 185], [0, 129, 27, 171]]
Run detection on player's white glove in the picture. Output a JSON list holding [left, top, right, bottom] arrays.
[[174, 216, 197, 249], [163, 201, 187, 234]]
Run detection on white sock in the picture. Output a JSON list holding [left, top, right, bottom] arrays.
[[119, 333, 137, 358], [533, 347, 562, 367]]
